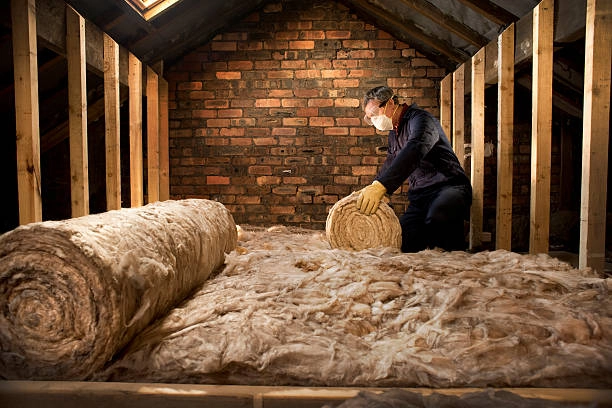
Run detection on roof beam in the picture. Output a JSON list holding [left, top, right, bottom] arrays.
[[397, 0, 489, 48], [454, 0, 518, 26], [351, 0, 469, 66]]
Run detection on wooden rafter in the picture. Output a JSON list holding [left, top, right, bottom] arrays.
[[351, 0, 469, 65], [397, 0, 489, 48], [454, 0, 518, 26]]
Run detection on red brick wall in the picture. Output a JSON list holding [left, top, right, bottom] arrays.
[[166, 0, 445, 229]]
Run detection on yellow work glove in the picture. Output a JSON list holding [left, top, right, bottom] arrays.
[[356, 180, 387, 215]]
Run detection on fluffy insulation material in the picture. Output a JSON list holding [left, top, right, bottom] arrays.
[[326, 192, 402, 250], [97, 226, 611, 388], [0, 199, 237, 380]]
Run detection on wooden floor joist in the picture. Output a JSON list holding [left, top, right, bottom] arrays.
[[1, 382, 611, 408]]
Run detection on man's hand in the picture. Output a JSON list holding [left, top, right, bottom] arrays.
[[356, 180, 387, 215]]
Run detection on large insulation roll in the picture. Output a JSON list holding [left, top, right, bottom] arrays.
[[0, 199, 236, 380], [326, 192, 402, 250]]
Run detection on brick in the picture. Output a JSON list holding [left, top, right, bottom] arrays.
[[192, 109, 216, 118], [211, 42, 237, 51], [289, 40, 315, 49], [310, 117, 334, 126], [335, 98, 360, 107], [276, 31, 299, 40], [324, 127, 349, 136], [273, 186, 298, 195], [332, 60, 357, 69], [220, 128, 244, 136], [267, 70, 294, 79], [189, 90, 215, 99], [294, 89, 320, 98], [283, 118, 308, 126], [206, 119, 231, 127], [295, 69, 321, 79], [301, 30, 325, 40], [286, 21, 312, 30], [349, 50, 375, 59], [218, 109, 243, 118], [236, 196, 261, 204], [343, 39, 368, 49], [326, 30, 351, 39], [255, 60, 281, 70], [178, 82, 202, 90], [352, 166, 377, 176], [228, 61, 254, 70], [332, 79, 360, 89], [255, 98, 281, 108], [207, 176, 230, 185], [321, 69, 347, 78], [387, 77, 414, 88], [249, 165, 273, 175], [230, 138, 252, 146], [281, 60, 306, 69], [297, 107, 319, 117], [216, 71, 241, 80], [283, 176, 308, 184], [377, 50, 401, 59], [308, 99, 333, 107], [253, 137, 278, 146], [334, 176, 359, 185], [336, 117, 361, 126], [270, 206, 295, 215], [272, 128, 297, 136], [257, 176, 282, 185], [237, 41, 264, 51]]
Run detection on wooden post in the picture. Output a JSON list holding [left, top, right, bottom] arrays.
[[579, 0, 611, 273], [452, 64, 465, 169], [104, 34, 121, 210], [146, 66, 160, 203], [129, 53, 143, 207], [469, 48, 485, 250], [11, 0, 42, 224], [159, 77, 170, 201], [529, 0, 554, 254], [440, 74, 452, 141], [495, 24, 515, 251], [66, 6, 89, 218]]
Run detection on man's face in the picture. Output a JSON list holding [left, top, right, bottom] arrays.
[[363, 98, 391, 126]]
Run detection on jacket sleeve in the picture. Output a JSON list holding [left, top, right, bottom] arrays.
[[375, 111, 439, 193]]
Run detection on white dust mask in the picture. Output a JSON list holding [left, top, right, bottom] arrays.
[[370, 114, 393, 131]]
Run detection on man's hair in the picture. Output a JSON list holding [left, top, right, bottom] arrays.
[[363, 86, 398, 108]]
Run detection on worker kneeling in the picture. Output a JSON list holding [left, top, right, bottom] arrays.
[[357, 86, 472, 253]]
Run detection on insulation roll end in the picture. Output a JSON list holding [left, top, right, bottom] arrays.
[[326, 192, 402, 251]]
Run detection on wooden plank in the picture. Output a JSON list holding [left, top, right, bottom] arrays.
[[129, 53, 144, 208], [36, 0, 129, 85], [469, 48, 485, 250], [146, 66, 160, 203], [159, 77, 170, 201], [495, 24, 514, 251], [104, 33, 122, 211], [579, 0, 611, 273], [66, 6, 89, 218], [529, 0, 554, 255], [1, 381, 611, 408], [439, 74, 452, 141], [11, 0, 42, 225], [452, 64, 465, 170], [396, 0, 489, 48], [453, 0, 517, 26]]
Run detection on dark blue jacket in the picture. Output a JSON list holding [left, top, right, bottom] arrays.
[[375, 104, 471, 199]]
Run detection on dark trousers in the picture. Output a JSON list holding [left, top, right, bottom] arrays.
[[400, 184, 471, 252]]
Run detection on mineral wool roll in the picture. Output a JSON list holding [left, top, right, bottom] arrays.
[[0, 199, 236, 380], [326, 191, 402, 250]]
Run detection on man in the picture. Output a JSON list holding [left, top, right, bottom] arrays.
[[356, 86, 472, 252]]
